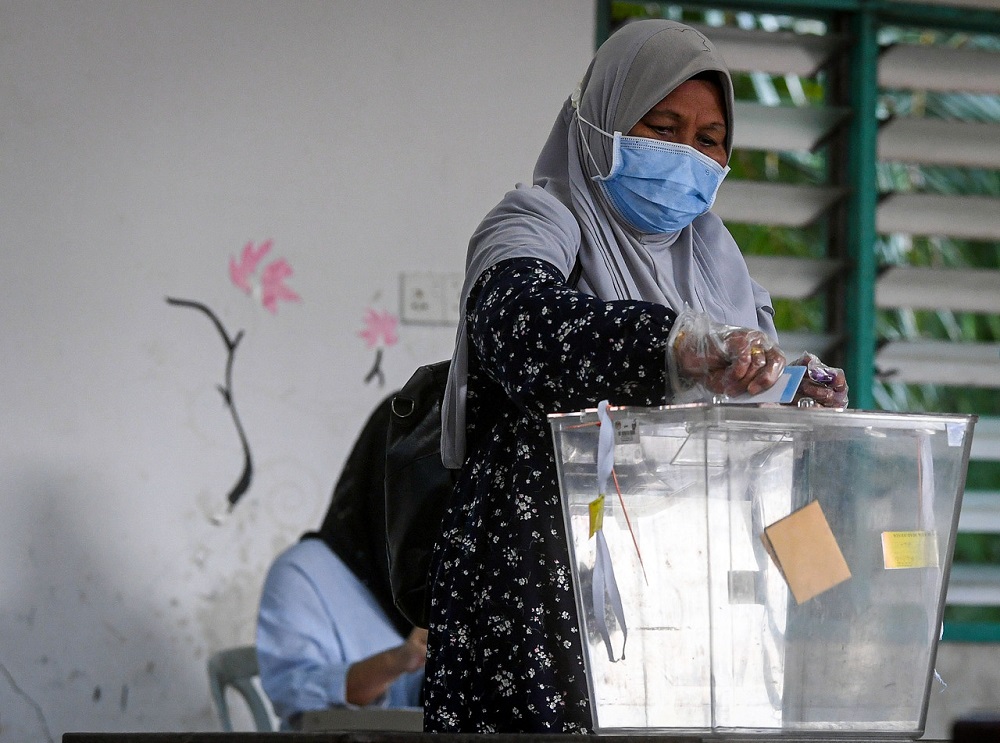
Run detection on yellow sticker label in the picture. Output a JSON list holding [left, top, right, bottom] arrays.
[[589, 495, 605, 538], [881, 531, 940, 569]]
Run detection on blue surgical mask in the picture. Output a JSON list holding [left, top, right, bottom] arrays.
[[578, 113, 730, 234]]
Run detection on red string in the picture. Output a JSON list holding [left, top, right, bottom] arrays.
[[612, 468, 648, 586]]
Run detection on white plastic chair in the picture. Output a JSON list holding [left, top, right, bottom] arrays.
[[207, 645, 273, 732]]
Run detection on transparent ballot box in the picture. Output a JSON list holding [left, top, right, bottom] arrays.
[[549, 403, 976, 739]]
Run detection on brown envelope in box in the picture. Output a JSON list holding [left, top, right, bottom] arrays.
[[761, 500, 852, 604]]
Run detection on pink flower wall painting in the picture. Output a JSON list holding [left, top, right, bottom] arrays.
[[167, 239, 300, 513], [359, 307, 399, 387], [229, 239, 301, 313]]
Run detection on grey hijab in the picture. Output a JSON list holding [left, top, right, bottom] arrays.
[[441, 20, 776, 468]]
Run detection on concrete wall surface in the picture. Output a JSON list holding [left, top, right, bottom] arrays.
[[0, 1, 594, 738]]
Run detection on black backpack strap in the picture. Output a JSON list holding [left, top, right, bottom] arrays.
[[384, 360, 456, 628]]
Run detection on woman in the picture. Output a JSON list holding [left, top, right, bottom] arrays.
[[257, 396, 425, 730], [425, 19, 847, 734]]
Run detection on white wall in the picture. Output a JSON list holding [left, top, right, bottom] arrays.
[[0, 1, 595, 737]]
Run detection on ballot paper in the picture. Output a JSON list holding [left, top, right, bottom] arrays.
[[729, 364, 806, 404]]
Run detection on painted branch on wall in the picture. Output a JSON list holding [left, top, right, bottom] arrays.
[[165, 297, 253, 512], [164, 239, 302, 513]]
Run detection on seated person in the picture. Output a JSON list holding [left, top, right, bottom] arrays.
[[256, 395, 425, 730]]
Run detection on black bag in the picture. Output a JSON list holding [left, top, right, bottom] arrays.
[[384, 359, 458, 629]]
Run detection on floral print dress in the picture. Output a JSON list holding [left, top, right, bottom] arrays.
[[424, 257, 677, 733]]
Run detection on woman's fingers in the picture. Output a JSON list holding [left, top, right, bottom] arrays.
[[742, 346, 785, 395], [798, 368, 849, 408], [719, 331, 783, 396], [672, 321, 790, 398]]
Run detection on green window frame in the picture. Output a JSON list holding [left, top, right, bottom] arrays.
[[598, 0, 1000, 642]]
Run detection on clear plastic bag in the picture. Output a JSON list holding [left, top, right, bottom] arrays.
[[666, 308, 785, 403]]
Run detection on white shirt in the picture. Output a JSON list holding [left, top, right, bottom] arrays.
[[256, 539, 423, 728]]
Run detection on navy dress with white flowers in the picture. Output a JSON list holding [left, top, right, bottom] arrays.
[[424, 257, 677, 733]]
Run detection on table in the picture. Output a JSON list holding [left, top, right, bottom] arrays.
[[63, 734, 953, 743], [299, 708, 423, 732]]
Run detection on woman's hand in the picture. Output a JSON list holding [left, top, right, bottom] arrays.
[[346, 627, 428, 706], [791, 352, 849, 408], [397, 628, 429, 673], [671, 312, 785, 398]]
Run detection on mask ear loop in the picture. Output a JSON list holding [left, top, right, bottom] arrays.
[[571, 86, 615, 179], [567, 84, 631, 301]]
